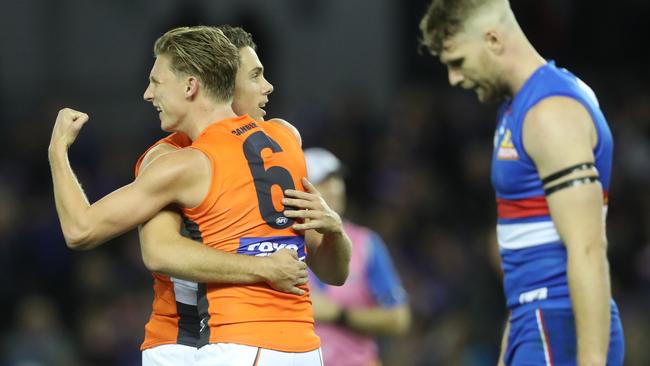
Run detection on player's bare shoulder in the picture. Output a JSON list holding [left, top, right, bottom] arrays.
[[138, 146, 209, 184], [523, 96, 596, 176], [523, 96, 596, 155], [523, 96, 594, 143], [269, 118, 302, 147], [169, 147, 211, 175], [137, 147, 211, 207], [140, 143, 180, 172]]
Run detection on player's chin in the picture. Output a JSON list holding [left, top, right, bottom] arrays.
[[476, 94, 490, 104], [255, 107, 267, 121], [249, 112, 264, 121], [160, 119, 175, 132], [476, 88, 500, 105]]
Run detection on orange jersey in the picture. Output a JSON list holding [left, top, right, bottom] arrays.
[[182, 115, 319, 352], [134, 132, 199, 351]]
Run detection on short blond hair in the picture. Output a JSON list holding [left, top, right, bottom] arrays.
[[154, 26, 239, 102], [419, 0, 507, 54]]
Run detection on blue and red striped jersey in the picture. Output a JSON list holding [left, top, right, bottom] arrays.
[[491, 61, 613, 309]]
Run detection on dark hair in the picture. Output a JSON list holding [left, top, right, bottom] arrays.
[[217, 25, 257, 50]]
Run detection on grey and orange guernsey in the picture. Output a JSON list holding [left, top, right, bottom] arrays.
[[134, 132, 201, 350]]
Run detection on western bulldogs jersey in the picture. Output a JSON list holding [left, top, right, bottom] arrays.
[[491, 61, 613, 310]]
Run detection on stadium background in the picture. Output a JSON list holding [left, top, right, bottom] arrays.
[[0, 0, 648, 365]]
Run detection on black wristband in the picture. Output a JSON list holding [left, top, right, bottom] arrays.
[[334, 308, 348, 326]]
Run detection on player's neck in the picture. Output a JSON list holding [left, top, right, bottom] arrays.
[[505, 43, 546, 98], [183, 101, 237, 140]]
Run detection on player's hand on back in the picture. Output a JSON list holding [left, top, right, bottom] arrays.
[[283, 177, 343, 234], [50, 108, 90, 149], [263, 248, 308, 296]]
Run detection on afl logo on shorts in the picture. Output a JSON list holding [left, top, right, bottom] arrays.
[[276, 216, 289, 226]]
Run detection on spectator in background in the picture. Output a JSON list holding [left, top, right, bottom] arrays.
[[305, 147, 411, 366], [2, 294, 80, 366]]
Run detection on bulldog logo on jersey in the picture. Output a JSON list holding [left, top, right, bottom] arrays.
[[496, 129, 519, 160]]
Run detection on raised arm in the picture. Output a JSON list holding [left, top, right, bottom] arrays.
[[523, 96, 610, 366], [48, 108, 209, 250], [137, 144, 308, 295]]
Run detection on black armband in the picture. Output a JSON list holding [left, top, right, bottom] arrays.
[[544, 176, 600, 196], [541, 162, 596, 185]]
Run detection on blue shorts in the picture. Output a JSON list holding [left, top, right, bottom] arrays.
[[505, 304, 624, 366]]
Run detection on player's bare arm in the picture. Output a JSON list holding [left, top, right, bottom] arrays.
[[138, 143, 308, 295], [270, 118, 352, 285], [139, 208, 308, 295], [49, 108, 210, 250], [523, 96, 610, 365], [283, 177, 352, 286]]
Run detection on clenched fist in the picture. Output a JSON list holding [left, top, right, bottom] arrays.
[[49, 108, 90, 150]]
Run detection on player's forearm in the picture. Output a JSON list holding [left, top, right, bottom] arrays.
[[48, 145, 93, 249], [567, 242, 611, 366], [343, 305, 410, 336], [143, 239, 270, 284], [308, 231, 351, 286]]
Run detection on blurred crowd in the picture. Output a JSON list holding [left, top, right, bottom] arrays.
[[1, 1, 649, 365]]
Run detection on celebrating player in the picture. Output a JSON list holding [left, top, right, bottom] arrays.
[[49, 26, 351, 365]]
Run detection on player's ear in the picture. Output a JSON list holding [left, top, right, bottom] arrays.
[[484, 29, 504, 55], [185, 77, 200, 99]]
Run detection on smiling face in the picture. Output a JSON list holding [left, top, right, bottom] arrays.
[[231, 46, 274, 121], [143, 54, 190, 132]]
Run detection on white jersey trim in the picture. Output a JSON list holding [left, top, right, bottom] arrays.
[[535, 309, 553, 366], [497, 206, 608, 250], [497, 220, 560, 250]]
